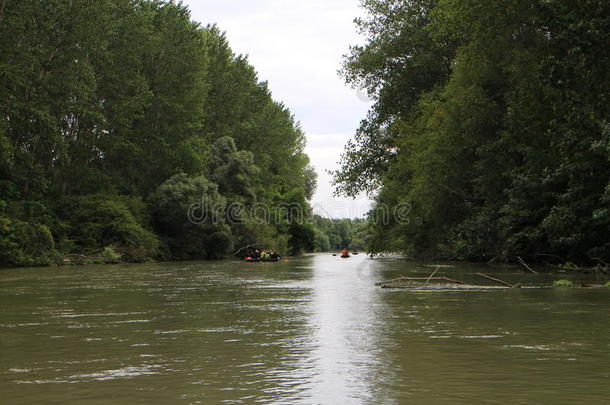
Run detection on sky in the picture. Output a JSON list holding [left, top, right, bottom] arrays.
[[182, 0, 373, 218]]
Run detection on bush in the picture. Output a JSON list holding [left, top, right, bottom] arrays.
[[553, 279, 574, 288], [149, 174, 233, 260], [101, 246, 122, 264], [0, 216, 57, 267], [53, 195, 160, 261]]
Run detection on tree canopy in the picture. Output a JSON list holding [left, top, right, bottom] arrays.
[[0, 0, 317, 266], [335, 0, 610, 265]]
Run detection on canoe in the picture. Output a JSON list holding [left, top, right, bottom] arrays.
[[246, 256, 280, 262]]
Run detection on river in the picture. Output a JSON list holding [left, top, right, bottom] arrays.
[[1, 254, 609, 404]]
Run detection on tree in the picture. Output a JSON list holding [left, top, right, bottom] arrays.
[[209, 136, 259, 202], [336, 0, 610, 263], [0, 1, 317, 266], [149, 174, 232, 260]]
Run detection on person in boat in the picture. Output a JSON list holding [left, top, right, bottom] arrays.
[[341, 248, 349, 257]]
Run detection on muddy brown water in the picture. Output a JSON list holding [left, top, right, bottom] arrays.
[[1, 254, 609, 404]]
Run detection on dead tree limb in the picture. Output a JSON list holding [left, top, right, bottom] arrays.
[[517, 256, 538, 274], [424, 265, 441, 287], [375, 276, 465, 286], [476, 273, 513, 288], [233, 243, 264, 257]]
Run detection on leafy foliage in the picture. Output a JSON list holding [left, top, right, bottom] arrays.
[[336, 0, 610, 264], [0, 1, 317, 266], [149, 174, 232, 260], [52, 195, 160, 262], [0, 215, 56, 267], [553, 280, 574, 288], [312, 216, 370, 252]]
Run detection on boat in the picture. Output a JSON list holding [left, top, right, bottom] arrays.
[[245, 254, 281, 262], [261, 257, 281, 262], [341, 254, 350, 258]]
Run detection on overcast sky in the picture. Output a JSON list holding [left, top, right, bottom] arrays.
[[182, 0, 373, 218]]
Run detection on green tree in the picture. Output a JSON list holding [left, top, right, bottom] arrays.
[[209, 136, 259, 201], [149, 173, 232, 260], [0, 1, 317, 266], [337, 0, 610, 264]]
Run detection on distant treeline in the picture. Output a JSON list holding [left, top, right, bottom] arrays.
[[312, 216, 370, 252], [0, 0, 318, 267], [334, 0, 610, 265]]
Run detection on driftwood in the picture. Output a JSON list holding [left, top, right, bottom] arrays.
[[424, 265, 441, 287], [476, 272, 514, 288], [233, 243, 264, 257], [375, 276, 465, 286], [375, 266, 605, 290], [517, 256, 538, 274]]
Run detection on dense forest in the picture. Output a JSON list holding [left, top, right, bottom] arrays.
[[312, 216, 370, 252], [0, 0, 323, 267], [5, 1, 606, 268], [334, 0, 610, 265]]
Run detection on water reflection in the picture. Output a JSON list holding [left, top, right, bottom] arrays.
[[302, 254, 395, 403]]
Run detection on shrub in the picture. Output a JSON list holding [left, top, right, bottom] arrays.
[[0, 217, 57, 267], [53, 195, 160, 261], [149, 174, 233, 260], [101, 246, 122, 264], [553, 279, 574, 288]]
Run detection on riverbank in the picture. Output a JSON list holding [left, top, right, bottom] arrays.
[[5, 248, 609, 281]]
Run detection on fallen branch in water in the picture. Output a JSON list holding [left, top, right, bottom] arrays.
[[424, 265, 441, 287], [375, 276, 466, 286], [233, 243, 264, 257], [517, 256, 537, 274], [476, 272, 514, 288]]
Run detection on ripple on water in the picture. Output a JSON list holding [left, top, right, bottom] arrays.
[[154, 327, 254, 335], [69, 365, 163, 381], [52, 312, 147, 319], [459, 335, 505, 339], [0, 322, 50, 328]]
